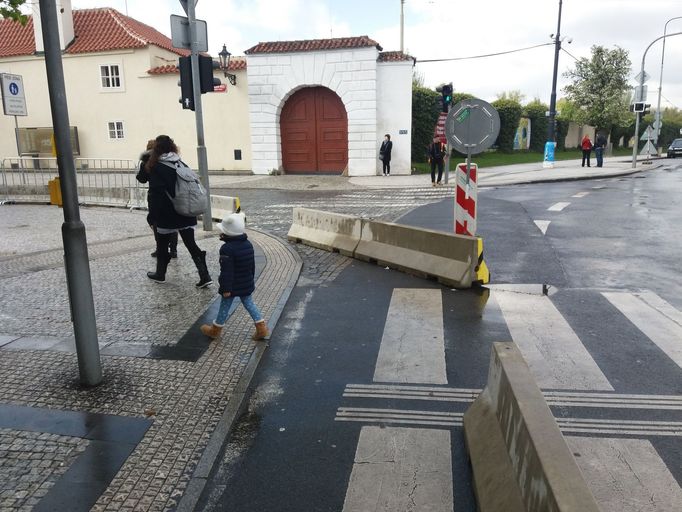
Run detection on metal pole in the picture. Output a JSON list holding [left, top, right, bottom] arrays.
[[187, 1, 213, 231], [547, 0, 562, 143], [654, 17, 682, 145], [631, 30, 682, 168], [14, 115, 19, 156], [39, 0, 102, 387], [400, 0, 405, 53]]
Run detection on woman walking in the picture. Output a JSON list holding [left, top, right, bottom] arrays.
[[143, 135, 212, 287]]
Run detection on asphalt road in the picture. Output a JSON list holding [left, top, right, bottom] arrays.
[[199, 161, 682, 512]]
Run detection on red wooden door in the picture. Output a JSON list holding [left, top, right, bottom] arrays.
[[281, 87, 348, 174]]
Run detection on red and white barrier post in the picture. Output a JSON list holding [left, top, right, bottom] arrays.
[[454, 162, 477, 236]]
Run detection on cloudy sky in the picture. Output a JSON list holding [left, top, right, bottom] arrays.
[[26, 0, 682, 109]]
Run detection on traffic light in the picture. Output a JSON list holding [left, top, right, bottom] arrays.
[[178, 55, 222, 110], [436, 82, 453, 113], [632, 102, 645, 113], [642, 103, 651, 116]]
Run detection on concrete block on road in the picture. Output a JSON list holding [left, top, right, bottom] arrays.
[[210, 195, 241, 221], [463, 342, 600, 512], [287, 207, 362, 256]]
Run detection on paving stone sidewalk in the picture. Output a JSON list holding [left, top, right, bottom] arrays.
[[0, 204, 301, 511]]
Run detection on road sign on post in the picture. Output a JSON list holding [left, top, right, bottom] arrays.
[[1, 73, 28, 116], [170, 14, 208, 51]]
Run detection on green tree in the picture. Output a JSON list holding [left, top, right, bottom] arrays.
[[491, 98, 523, 153], [496, 90, 526, 103], [562, 45, 631, 136], [523, 99, 549, 152], [1, 0, 27, 24], [411, 85, 440, 163]]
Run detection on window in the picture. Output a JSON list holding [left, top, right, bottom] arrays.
[[108, 121, 124, 140], [100, 65, 121, 88]]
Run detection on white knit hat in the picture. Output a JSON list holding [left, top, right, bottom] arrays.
[[218, 212, 245, 236]]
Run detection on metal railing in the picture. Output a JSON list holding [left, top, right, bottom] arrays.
[[0, 157, 147, 208]]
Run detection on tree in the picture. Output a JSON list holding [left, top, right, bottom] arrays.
[[523, 99, 549, 152], [562, 45, 631, 136], [411, 85, 440, 163], [491, 98, 523, 153], [496, 90, 526, 103], [1, 0, 27, 24]]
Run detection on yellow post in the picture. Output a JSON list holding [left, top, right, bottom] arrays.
[[48, 177, 63, 206], [475, 237, 490, 284]]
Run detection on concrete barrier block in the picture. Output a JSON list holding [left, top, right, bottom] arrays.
[[287, 207, 362, 256], [210, 195, 240, 221], [464, 343, 600, 512], [354, 220, 478, 288]]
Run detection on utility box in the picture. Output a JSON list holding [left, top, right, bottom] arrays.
[[48, 177, 62, 206]]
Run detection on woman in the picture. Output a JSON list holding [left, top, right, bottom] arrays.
[[379, 134, 393, 176], [144, 135, 212, 288], [581, 134, 593, 168]]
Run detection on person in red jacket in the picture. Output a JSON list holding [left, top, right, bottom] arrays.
[[581, 134, 593, 167]]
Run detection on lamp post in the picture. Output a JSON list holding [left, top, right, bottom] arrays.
[[218, 44, 237, 86], [544, 0, 563, 168], [654, 16, 682, 146]]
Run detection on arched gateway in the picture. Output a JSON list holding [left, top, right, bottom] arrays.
[[280, 87, 348, 174]]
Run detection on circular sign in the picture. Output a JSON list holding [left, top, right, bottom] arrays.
[[9, 82, 19, 95], [445, 98, 501, 155]]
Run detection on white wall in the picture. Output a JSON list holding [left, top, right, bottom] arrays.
[[376, 61, 413, 174], [247, 47, 380, 176]]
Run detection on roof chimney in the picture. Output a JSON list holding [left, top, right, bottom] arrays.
[[33, 0, 75, 53]]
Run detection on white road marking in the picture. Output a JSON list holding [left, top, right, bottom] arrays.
[[342, 427, 454, 512], [493, 291, 614, 390], [373, 289, 447, 384], [548, 201, 571, 211], [533, 220, 551, 235], [572, 191, 590, 198], [566, 437, 682, 511], [603, 292, 682, 369]]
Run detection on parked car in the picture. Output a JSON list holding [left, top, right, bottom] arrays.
[[667, 138, 682, 158]]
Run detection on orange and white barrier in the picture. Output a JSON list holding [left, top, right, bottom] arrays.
[[455, 162, 477, 236]]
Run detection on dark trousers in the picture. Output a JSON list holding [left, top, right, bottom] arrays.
[[581, 149, 591, 167], [152, 224, 177, 253], [430, 159, 444, 183], [595, 147, 604, 167], [156, 228, 201, 259], [382, 160, 390, 175]]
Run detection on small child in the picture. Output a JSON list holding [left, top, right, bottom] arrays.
[[200, 213, 269, 341]]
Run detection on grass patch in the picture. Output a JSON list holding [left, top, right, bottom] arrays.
[[411, 148, 633, 173]]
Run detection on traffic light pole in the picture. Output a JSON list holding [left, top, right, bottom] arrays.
[[187, 1, 213, 230], [444, 103, 451, 185]]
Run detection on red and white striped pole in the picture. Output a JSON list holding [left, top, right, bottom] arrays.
[[454, 162, 477, 236]]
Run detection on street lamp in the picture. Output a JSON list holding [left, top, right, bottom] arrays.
[[218, 44, 237, 86], [544, 0, 563, 168], [654, 16, 682, 145]]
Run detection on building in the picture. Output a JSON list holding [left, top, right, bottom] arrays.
[[0, 3, 414, 175]]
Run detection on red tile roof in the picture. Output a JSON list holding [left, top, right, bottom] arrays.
[[0, 8, 190, 58], [245, 36, 382, 55], [378, 51, 416, 64], [147, 57, 246, 75]]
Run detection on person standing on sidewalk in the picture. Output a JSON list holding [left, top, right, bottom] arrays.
[[594, 133, 607, 168], [428, 137, 446, 186], [200, 213, 269, 341], [379, 134, 393, 176], [144, 135, 212, 288], [581, 134, 593, 167], [136, 139, 178, 260]]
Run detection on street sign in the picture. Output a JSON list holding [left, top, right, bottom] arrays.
[[634, 85, 648, 102], [179, 0, 198, 16], [1, 73, 27, 116], [640, 125, 654, 141], [634, 70, 650, 83], [652, 119, 662, 129], [445, 98, 500, 155], [170, 14, 208, 51], [434, 112, 447, 144], [640, 140, 656, 156]]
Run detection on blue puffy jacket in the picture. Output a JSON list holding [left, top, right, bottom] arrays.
[[218, 234, 255, 297]]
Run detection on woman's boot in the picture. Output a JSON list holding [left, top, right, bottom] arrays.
[[200, 322, 223, 339], [147, 253, 170, 282], [192, 251, 213, 288], [252, 320, 269, 341], [169, 232, 178, 259]]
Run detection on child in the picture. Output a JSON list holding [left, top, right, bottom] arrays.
[[200, 213, 269, 341]]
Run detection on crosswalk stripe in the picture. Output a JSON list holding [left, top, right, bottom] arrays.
[[548, 201, 571, 211], [342, 427, 454, 512], [493, 291, 614, 390], [603, 291, 682, 370], [566, 437, 682, 510], [572, 191, 590, 198], [373, 289, 447, 384]]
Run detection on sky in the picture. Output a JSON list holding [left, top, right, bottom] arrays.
[[24, 0, 682, 110]]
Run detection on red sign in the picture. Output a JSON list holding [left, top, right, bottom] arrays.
[[433, 112, 447, 144], [214, 84, 227, 92]]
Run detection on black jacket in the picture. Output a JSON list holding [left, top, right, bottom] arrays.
[[380, 140, 393, 162], [144, 160, 197, 230], [218, 234, 256, 297], [429, 142, 446, 161]]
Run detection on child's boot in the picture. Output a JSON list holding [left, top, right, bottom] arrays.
[[252, 320, 269, 341], [200, 322, 223, 339]]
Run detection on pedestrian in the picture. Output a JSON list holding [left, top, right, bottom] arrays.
[[136, 139, 178, 259], [379, 134, 393, 176], [581, 134, 593, 167], [143, 134, 212, 287], [594, 132, 607, 168], [428, 137, 447, 186], [200, 213, 269, 341]]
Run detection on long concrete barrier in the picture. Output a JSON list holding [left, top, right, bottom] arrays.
[[287, 207, 362, 256], [210, 194, 241, 221], [287, 207, 487, 288], [463, 343, 600, 512]]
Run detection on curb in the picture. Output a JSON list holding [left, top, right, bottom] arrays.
[[175, 230, 302, 512]]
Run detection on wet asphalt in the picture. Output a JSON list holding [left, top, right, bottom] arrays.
[[198, 161, 682, 511]]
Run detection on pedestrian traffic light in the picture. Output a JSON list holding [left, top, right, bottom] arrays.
[[178, 55, 222, 110], [633, 102, 645, 113], [435, 82, 453, 113]]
